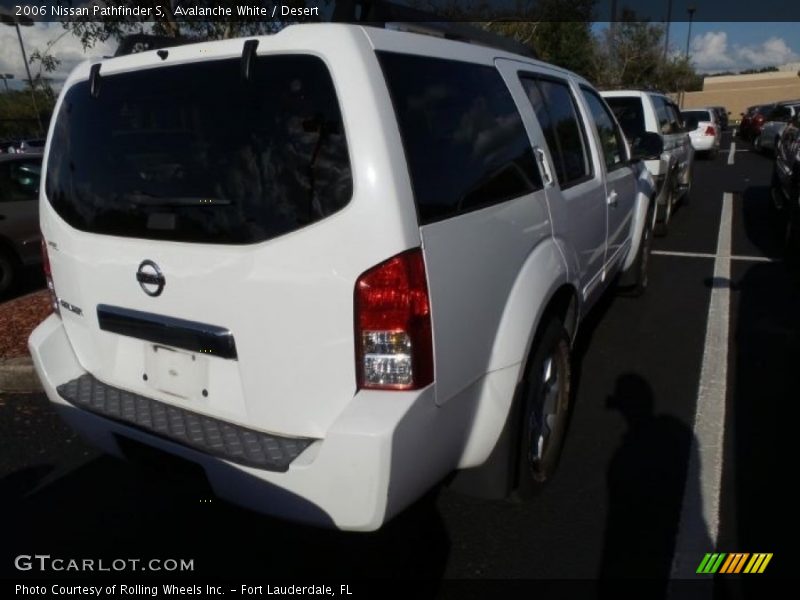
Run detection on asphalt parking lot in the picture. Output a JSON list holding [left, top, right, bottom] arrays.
[[0, 131, 794, 595]]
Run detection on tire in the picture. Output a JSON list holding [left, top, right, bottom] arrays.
[[784, 182, 800, 259], [753, 134, 762, 153], [515, 318, 572, 498], [618, 203, 654, 297], [654, 184, 673, 237], [770, 168, 786, 213], [0, 248, 20, 297]]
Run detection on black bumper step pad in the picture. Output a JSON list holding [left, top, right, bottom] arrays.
[[57, 374, 313, 472]]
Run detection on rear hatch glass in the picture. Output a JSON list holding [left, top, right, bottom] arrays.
[[46, 55, 352, 244], [682, 111, 711, 130]]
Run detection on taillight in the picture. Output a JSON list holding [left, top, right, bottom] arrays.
[[354, 248, 433, 390], [705, 126, 716, 136], [41, 239, 60, 315], [755, 114, 765, 124]]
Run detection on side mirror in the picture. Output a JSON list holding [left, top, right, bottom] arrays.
[[630, 132, 664, 161]]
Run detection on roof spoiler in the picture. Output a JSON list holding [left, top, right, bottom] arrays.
[[333, 0, 537, 59], [114, 34, 190, 57]]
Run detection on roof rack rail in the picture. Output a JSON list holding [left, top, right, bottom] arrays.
[[332, 0, 537, 59]]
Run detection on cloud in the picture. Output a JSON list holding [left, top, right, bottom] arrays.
[[737, 37, 799, 68], [690, 30, 799, 73], [0, 23, 115, 89], [691, 32, 736, 71]]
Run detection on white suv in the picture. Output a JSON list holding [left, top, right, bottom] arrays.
[[30, 24, 659, 530]]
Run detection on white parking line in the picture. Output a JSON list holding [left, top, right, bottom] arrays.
[[652, 249, 777, 263], [727, 142, 736, 165], [669, 193, 732, 580]]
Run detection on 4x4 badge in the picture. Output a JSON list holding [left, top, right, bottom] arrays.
[[136, 260, 165, 297]]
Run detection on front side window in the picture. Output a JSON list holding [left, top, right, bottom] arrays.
[[46, 55, 352, 244], [520, 76, 591, 188], [378, 52, 541, 224]]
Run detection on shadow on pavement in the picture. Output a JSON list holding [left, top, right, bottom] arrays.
[[600, 374, 710, 588], [716, 263, 797, 595]]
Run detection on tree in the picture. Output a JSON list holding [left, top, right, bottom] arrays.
[[0, 89, 54, 138], [594, 12, 664, 89], [593, 10, 703, 93], [482, 0, 597, 80]]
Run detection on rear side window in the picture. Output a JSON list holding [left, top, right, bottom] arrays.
[[520, 76, 591, 188], [377, 52, 541, 224], [604, 96, 646, 142], [46, 55, 352, 244]]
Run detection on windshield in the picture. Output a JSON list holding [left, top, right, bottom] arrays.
[[45, 55, 352, 244]]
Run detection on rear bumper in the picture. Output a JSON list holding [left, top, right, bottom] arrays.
[[690, 136, 716, 152], [29, 315, 451, 531]]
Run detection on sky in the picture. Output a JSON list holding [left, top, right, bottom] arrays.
[[0, 20, 798, 91], [666, 22, 799, 73], [0, 22, 115, 90]]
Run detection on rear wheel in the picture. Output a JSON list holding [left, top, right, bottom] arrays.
[[0, 248, 20, 297], [515, 319, 572, 497], [753, 134, 763, 153]]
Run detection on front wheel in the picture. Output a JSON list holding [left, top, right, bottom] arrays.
[[516, 319, 572, 497], [770, 168, 786, 213], [618, 204, 654, 297], [654, 185, 673, 237]]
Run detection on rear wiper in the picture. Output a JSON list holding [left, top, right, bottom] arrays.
[[125, 193, 233, 207]]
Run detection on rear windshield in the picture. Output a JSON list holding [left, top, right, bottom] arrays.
[[46, 55, 352, 244], [682, 110, 711, 129], [604, 96, 646, 141]]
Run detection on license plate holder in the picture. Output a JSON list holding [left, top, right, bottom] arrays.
[[144, 345, 207, 399]]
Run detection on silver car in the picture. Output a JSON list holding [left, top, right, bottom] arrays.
[[0, 153, 43, 295], [756, 102, 800, 154], [601, 90, 695, 235]]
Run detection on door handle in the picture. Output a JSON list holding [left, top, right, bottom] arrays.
[[607, 191, 618, 207], [534, 146, 554, 187]]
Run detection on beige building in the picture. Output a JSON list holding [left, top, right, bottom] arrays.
[[681, 69, 800, 119]]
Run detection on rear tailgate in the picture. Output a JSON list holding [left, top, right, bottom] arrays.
[[40, 29, 421, 439]]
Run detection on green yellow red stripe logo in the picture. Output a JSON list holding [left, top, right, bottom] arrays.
[[697, 553, 773, 574]]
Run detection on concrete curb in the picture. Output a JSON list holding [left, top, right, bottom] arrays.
[[0, 356, 43, 393]]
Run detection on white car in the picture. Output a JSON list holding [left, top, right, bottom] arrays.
[[681, 108, 722, 158], [29, 23, 659, 531]]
